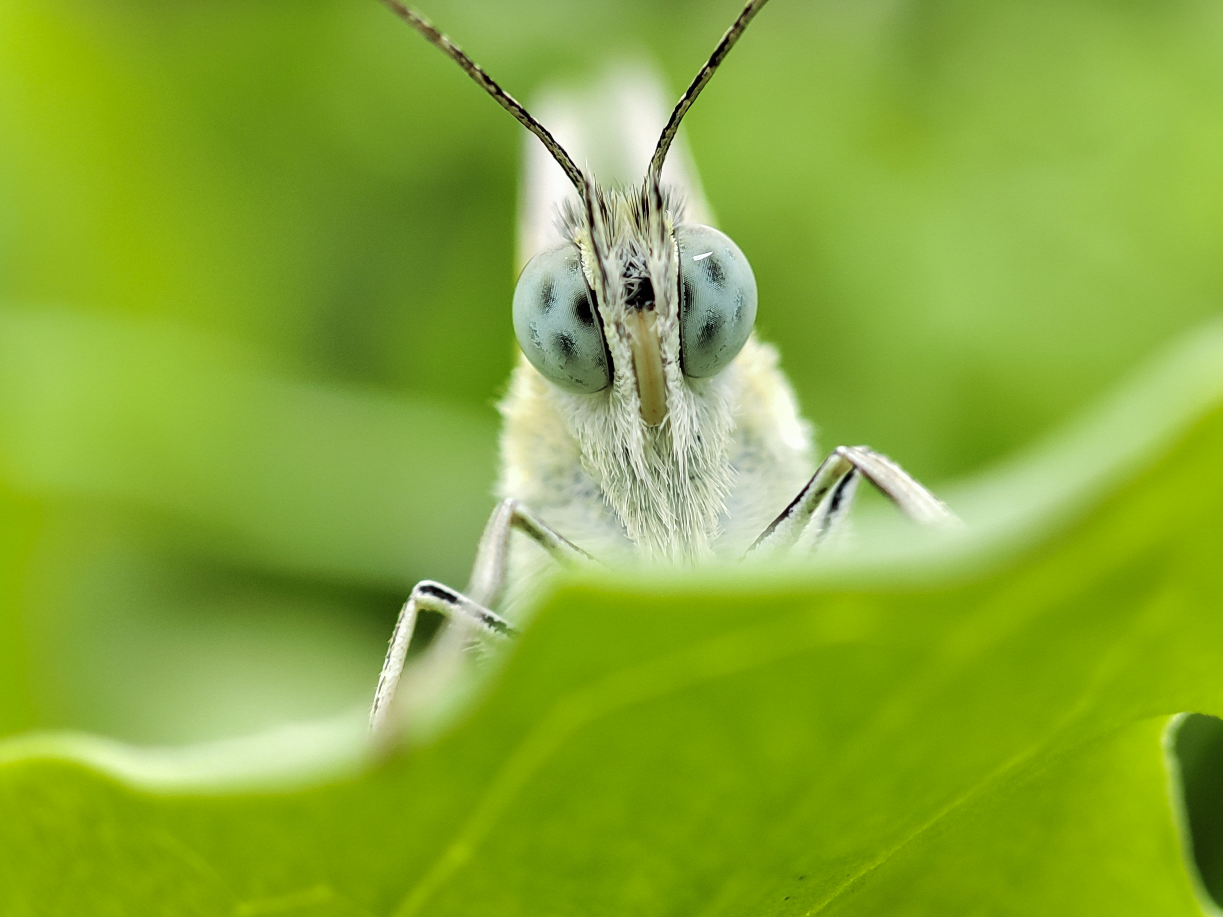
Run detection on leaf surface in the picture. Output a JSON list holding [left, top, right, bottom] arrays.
[[2, 327, 1222, 915]]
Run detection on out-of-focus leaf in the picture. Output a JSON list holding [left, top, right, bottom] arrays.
[[3, 0, 1223, 745], [2, 0, 1222, 478], [0, 307, 497, 589], [0, 307, 496, 742], [1, 324, 1219, 914]]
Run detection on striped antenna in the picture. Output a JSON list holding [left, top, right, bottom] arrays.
[[648, 0, 771, 182], [380, 0, 587, 199]]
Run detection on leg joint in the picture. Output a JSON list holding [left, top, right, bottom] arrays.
[[413, 580, 518, 639]]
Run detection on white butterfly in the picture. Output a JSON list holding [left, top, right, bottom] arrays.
[[370, 0, 954, 736]]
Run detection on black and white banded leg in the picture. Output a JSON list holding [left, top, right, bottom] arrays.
[[748, 445, 956, 557], [369, 499, 590, 734]]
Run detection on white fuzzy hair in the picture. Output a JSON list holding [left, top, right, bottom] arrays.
[[497, 175, 815, 598]]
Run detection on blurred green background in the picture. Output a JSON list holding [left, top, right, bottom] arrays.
[[0, 0, 1220, 746]]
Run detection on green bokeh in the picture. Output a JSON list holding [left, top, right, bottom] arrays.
[[0, 0, 1221, 743]]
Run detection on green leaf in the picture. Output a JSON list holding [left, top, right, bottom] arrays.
[[0, 306, 497, 742], [2, 323, 1222, 914], [0, 307, 497, 590]]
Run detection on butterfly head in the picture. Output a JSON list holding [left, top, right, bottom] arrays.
[[512, 174, 756, 432]]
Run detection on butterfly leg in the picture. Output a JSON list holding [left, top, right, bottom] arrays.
[[464, 498, 592, 609], [748, 445, 955, 557], [369, 499, 590, 734], [369, 580, 515, 734]]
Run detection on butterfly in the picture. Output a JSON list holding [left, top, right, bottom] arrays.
[[369, 0, 954, 736]]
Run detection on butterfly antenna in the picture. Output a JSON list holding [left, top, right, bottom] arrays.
[[380, 0, 587, 199], [648, 0, 771, 182]]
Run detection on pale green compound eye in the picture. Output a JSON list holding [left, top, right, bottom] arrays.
[[513, 244, 611, 394], [676, 224, 757, 378]]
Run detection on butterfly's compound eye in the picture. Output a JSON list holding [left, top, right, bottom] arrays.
[[513, 244, 611, 393], [676, 225, 757, 378]]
